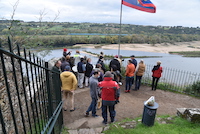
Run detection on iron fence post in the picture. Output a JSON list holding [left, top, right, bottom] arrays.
[[45, 62, 53, 119]]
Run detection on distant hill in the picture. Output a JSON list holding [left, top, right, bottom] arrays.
[[1, 20, 200, 47], [1, 20, 200, 35]]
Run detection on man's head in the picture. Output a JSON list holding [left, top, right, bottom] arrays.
[[130, 55, 135, 59], [157, 61, 161, 65], [55, 60, 61, 67], [128, 60, 132, 64], [93, 70, 100, 78], [64, 66, 71, 71], [104, 71, 113, 79], [80, 57, 84, 62]]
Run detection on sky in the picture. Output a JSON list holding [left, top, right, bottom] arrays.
[[0, 0, 200, 27]]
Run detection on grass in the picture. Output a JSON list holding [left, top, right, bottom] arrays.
[[169, 51, 200, 57], [104, 116, 200, 134]]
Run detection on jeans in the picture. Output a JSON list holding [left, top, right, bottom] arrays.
[[126, 76, 134, 91], [152, 77, 160, 90], [86, 98, 97, 116], [135, 75, 142, 90], [102, 104, 116, 123]]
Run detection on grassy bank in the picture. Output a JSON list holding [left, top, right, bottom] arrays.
[[169, 51, 200, 57]]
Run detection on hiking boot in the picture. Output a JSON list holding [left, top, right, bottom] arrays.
[[85, 112, 89, 117], [70, 108, 76, 112], [102, 121, 107, 125]]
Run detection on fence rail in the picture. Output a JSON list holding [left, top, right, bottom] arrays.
[[142, 64, 200, 96], [0, 37, 63, 134]]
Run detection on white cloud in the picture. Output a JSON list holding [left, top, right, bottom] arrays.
[[0, 0, 200, 27]]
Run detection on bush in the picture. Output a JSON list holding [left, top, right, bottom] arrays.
[[184, 81, 200, 95]]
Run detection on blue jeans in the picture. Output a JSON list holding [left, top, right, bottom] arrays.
[[126, 76, 134, 91], [86, 98, 97, 116], [135, 75, 142, 90], [102, 104, 116, 123]]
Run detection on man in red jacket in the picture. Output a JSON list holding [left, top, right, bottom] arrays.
[[98, 71, 120, 124]]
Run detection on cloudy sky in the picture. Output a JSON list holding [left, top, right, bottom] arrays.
[[0, 0, 200, 27]]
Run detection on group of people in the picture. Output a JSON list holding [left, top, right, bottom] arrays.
[[125, 55, 163, 92], [52, 48, 163, 125]]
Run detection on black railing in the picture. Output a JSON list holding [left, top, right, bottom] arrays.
[[0, 37, 63, 134], [142, 64, 200, 96]]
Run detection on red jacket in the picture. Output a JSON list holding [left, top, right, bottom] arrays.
[[152, 66, 163, 78], [98, 77, 120, 101]]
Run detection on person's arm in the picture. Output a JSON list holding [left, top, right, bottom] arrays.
[[82, 64, 86, 72], [72, 74, 78, 90]]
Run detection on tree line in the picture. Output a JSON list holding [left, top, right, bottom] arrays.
[[0, 20, 200, 47]]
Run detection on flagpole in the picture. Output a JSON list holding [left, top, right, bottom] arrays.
[[118, 0, 123, 57]]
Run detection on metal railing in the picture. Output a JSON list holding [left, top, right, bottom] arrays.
[[142, 64, 200, 96], [0, 37, 63, 134]]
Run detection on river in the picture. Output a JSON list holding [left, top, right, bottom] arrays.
[[39, 48, 200, 74]]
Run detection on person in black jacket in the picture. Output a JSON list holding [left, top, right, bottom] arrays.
[[109, 55, 121, 73], [60, 57, 70, 72], [85, 58, 93, 87]]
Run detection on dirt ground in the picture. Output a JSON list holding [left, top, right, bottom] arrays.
[[63, 80, 200, 129]]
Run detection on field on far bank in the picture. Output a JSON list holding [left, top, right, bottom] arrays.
[[74, 41, 200, 54]]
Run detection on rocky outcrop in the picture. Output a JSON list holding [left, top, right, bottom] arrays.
[[177, 108, 200, 123]]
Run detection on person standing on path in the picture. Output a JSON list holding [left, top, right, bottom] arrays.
[[125, 60, 135, 93], [135, 59, 146, 90], [152, 61, 163, 91], [109, 55, 121, 73], [60, 57, 70, 72], [85, 58, 93, 87], [98, 71, 120, 124], [85, 71, 100, 117], [51, 60, 62, 101], [60, 66, 77, 112], [130, 55, 137, 68], [77, 57, 86, 89]]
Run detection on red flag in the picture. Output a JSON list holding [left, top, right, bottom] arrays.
[[122, 0, 156, 13]]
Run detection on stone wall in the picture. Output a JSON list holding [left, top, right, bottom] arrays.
[[0, 57, 57, 133], [0, 68, 31, 133]]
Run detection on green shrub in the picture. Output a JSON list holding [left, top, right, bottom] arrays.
[[184, 81, 200, 95]]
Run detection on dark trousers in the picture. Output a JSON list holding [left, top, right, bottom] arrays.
[[86, 98, 97, 116], [126, 76, 134, 91], [135, 75, 142, 90], [152, 77, 160, 90], [102, 104, 116, 123]]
